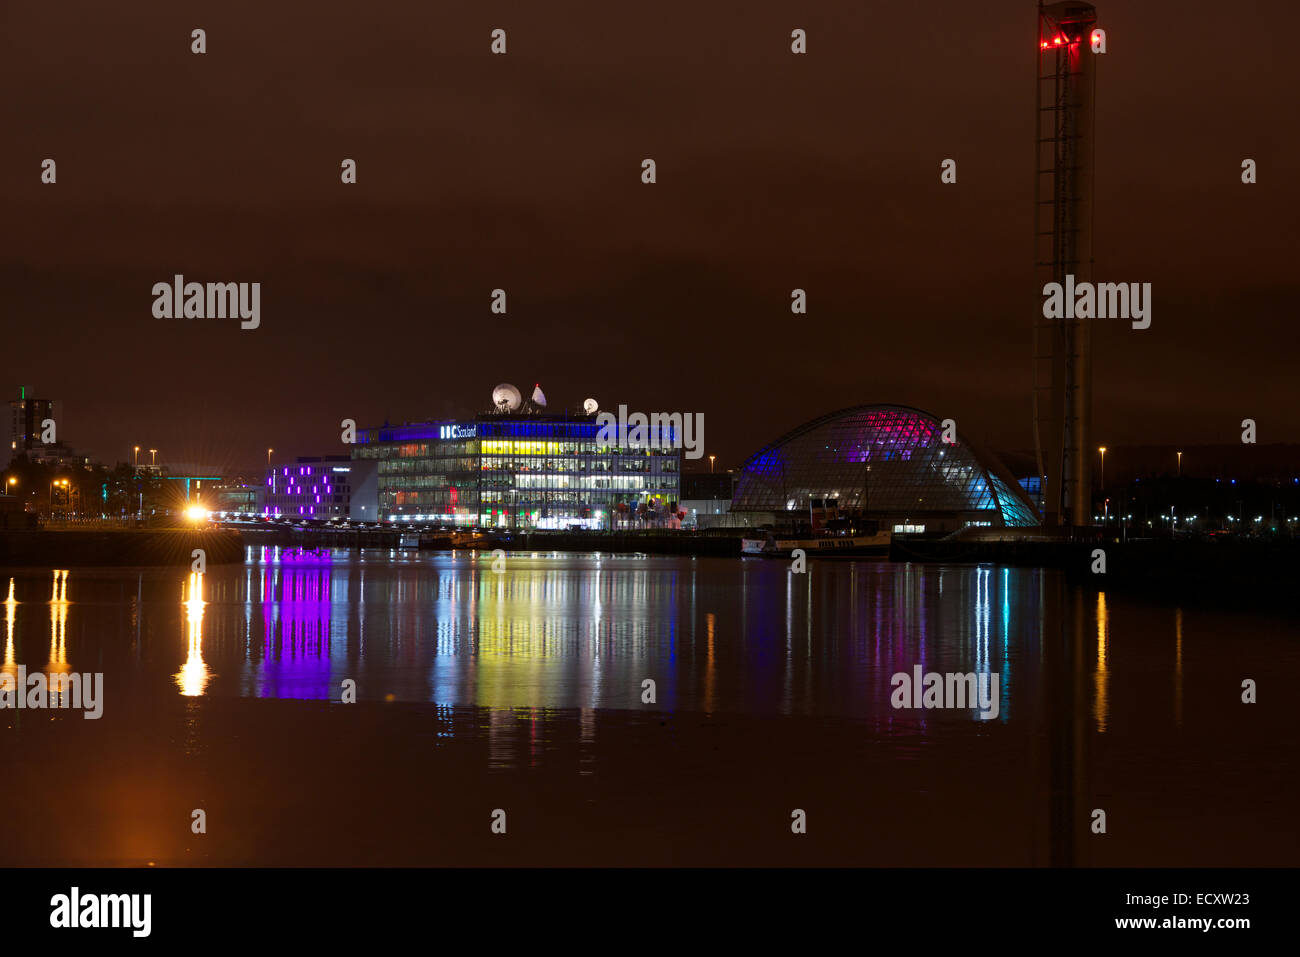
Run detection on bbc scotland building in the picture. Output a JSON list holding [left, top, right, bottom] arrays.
[[351, 408, 682, 529]]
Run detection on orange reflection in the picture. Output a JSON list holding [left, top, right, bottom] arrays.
[[704, 612, 715, 714], [48, 572, 70, 706], [3, 578, 17, 682], [175, 572, 211, 696], [1093, 591, 1108, 733]]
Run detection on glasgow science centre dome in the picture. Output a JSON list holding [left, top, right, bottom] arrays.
[[731, 405, 1040, 532]]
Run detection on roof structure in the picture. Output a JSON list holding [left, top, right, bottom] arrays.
[[731, 404, 1039, 528]]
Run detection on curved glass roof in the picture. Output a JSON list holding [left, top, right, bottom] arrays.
[[732, 405, 1039, 527]]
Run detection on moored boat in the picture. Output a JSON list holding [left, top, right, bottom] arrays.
[[748, 514, 892, 558], [771, 529, 891, 557]]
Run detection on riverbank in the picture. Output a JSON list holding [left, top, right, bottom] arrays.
[[0, 528, 244, 567]]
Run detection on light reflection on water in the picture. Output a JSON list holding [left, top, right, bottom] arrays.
[[0, 549, 1296, 731], [177, 571, 210, 697], [1095, 591, 1109, 733], [47, 569, 70, 707], [3, 577, 17, 682], [3, 553, 1298, 866]]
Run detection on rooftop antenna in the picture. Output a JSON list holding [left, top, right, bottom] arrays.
[[491, 383, 523, 412]]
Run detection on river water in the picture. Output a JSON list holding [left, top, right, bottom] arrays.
[[1, 548, 1295, 865]]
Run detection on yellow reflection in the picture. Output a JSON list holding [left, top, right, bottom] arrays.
[[175, 571, 211, 696], [1093, 591, 1108, 733], [47, 570, 71, 706], [1174, 608, 1184, 728], [3, 578, 17, 681]]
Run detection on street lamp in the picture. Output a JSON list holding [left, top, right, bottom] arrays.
[[49, 478, 68, 519], [267, 448, 273, 468], [1177, 450, 1182, 477], [134, 446, 140, 468], [709, 455, 716, 473], [149, 449, 157, 467], [1098, 446, 1107, 489]]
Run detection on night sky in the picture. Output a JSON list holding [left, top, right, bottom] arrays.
[[3, 1, 1295, 475]]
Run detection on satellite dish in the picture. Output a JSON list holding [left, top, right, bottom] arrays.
[[491, 383, 522, 412], [582, 398, 599, 415], [531, 383, 547, 408]]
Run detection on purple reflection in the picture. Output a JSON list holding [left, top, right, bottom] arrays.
[[247, 565, 339, 701]]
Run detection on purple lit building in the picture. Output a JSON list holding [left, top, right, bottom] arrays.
[[263, 456, 378, 521]]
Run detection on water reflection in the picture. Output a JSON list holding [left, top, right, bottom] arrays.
[[0, 554, 1049, 723], [0, 551, 1289, 735], [704, 611, 715, 714], [3, 578, 17, 682], [48, 570, 70, 705], [239, 552, 1039, 718], [1175, 607, 1184, 727], [176, 571, 211, 697], [2, 553, 1296, 868], [1094, 592, 1109, 734]]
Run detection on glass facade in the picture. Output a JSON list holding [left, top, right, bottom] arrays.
[[353, 416, 681, 529], [731, 405, 1040, 530]]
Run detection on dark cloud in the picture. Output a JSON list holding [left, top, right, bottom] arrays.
[[2, 1, 1295, 472]]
